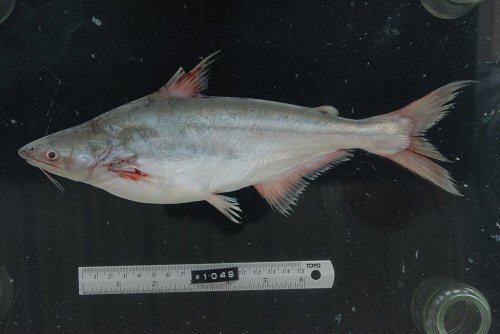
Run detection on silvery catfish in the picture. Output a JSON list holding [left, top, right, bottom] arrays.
[[18, 51, 471, 223]]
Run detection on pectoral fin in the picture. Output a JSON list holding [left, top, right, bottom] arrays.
[[254, 150, 352, 216], [111, 166, 150, 181], [106, 156, 163, 182]]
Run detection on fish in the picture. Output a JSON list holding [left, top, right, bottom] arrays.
[[18, 51, 472, 223]]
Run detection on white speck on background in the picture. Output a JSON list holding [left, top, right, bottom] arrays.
[[415, 250, 419, 259], [334, 313, 342, 324], [91, 16, 102, 26], [490, 234, 500, 242], [468, 257, 474, 264]]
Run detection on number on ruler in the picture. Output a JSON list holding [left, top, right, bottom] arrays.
[[191, 267, 239, 284]]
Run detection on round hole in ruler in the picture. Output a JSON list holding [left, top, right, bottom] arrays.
[[311, 269, 321, 280]]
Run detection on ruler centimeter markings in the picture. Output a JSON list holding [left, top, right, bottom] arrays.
[[78, 260, 334, 295]]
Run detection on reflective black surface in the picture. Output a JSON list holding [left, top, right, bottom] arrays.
[[1, 0, 499, 333]]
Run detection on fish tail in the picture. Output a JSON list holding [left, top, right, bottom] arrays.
[[379, 81, 475, 195]]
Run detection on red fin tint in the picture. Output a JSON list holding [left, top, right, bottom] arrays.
[[254, 150, 352, 216], [105, 156, 152, 182], [114, 167, 149, 181], [379, 81, 474, 195], [159, 50, 220, 97]]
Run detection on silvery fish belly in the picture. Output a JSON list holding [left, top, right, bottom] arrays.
[[18, 51, 472, 223]]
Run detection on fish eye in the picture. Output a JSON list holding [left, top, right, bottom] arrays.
[[45, 149, 59, 161]]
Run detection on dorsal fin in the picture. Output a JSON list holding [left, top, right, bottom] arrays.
[[254, 150, 352, 216], [159, 50, 220, 97]]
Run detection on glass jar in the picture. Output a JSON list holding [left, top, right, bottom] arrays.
[[420, 0, 484, 19], [411, 278, 491, 334], [0, 267, 14, 316]]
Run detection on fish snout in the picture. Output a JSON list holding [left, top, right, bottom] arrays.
[[17, 145, 35, 160]]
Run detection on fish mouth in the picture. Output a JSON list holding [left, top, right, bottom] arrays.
[[18, 146, 65, 192], [18, 148, 38, 167], [18, 147, 60, 169], [17, 146, 30, 160], [25, 158, 60, 169]]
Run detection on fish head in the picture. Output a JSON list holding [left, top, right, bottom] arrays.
[[18, 128, 102, 182]]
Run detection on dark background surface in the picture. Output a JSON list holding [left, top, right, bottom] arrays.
[[1, 0, 499, 333]]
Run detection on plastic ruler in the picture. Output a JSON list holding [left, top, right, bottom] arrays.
[[78, 260, 334, 295]]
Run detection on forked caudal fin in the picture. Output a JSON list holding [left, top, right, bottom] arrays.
[[378, 80, 475, 195]]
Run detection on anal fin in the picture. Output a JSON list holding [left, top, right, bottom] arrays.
[[254, 150, 352, 216]]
